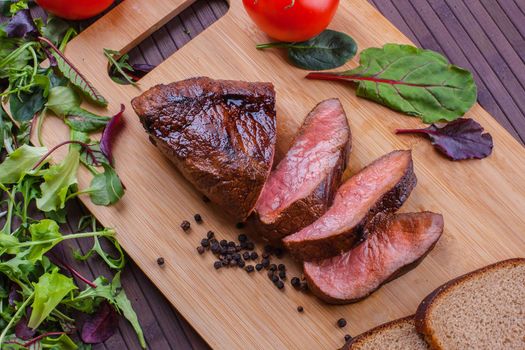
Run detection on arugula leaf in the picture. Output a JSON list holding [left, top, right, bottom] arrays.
[[39, 37, 108, 106], [89, 164, 125, 206], [46, 86, 110, 132], [9, 88, 46, 122], [0, 144, 48, 184], [104, 49, 137, 86], [257, 30, 358, 71], [36, 147, 80, 212], [74, 234, 125, 270], [306, 44, 477, 123], [28, 269, 77, 329]]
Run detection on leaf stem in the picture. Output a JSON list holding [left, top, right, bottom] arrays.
[[256, 42, 293, 50], [0, 291, 34, 348], [306, 72, 446, 88], [22, 332, 66, 347], [395, 128, 438, 136], [16, 229, 115, 247], [32, 140, 99, 170]]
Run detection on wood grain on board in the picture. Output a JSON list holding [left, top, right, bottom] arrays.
[[33, 0, 525, 349]]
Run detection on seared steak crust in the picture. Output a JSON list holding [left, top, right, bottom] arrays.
[[132, 77, 276, 220]]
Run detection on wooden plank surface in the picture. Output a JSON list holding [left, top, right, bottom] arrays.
[[28, 0, 525, 349]]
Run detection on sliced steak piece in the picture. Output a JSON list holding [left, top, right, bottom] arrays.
[[131, 77, 276, 221], [304, 212, 444, 304], [253, 99, 351, 243], [283, 150, 417, 261]]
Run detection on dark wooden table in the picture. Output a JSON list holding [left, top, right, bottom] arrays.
[[53, 0, 525, 349]]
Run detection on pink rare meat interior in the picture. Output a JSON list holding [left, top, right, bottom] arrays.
[[288, 150, 412, 241], [256, 99, 349, 223], [304, 212, 444, 303]]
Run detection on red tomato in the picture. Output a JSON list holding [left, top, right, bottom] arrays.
[[242, 0, 339, 42], [36, 0, 114, 20]]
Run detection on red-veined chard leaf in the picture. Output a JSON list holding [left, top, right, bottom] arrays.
[[38, 36, 108, 106], [100, 104, 125, 165], [307, 44, 477, 123], [256, 29, 357, 71], [396, 118, 493, 160], [81, 301, 118, 344]]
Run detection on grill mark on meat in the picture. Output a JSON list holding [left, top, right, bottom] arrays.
[[132, 77, 276, 221], [283, 150, 417, 261], [304, 212, 444, 304], [252, 99, 351, 243]]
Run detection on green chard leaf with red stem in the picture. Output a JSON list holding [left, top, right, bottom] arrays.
[[307, 44, 477, 123]]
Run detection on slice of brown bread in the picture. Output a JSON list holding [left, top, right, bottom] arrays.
[[343, 316, 430, 350], [415, 258, 525, 350]]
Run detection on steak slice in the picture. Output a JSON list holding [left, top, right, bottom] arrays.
[[304, 212, 444, 304], [283, 150, 416, 261], [131, 77, 277, 221], [253, 99, 351, 243]]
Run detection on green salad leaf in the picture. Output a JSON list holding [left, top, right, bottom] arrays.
[[28, 268, 77, 329], [89, 164, 125, 206], [306, 44, 477, 123], [0, 144, 48, 184]]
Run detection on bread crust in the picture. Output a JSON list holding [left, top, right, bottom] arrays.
[[341, 316, 419, 350], [414, 258, 525, 350]]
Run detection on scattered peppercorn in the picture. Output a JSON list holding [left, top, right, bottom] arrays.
[[300, 282, 309, 292], [207, 231, 215, 239], [255, 263, 263, 271], [291, 277, 301, 288], [267, 271, 274, 279], [228, 241, 236, 247], [236, 222, 245, 229], [180, 220, 191, 231], [337, 318, 347, 328], [269, 264, 277, 271], [271, 275, 279, 283], [262, 252, 270, 259], [261, 259, 270, 268], [238, 260, 246, 268], [201, 238, 209, 247], [245, 265, 255, 273], [278, 264, 285, 271], [250, 252, 258, 260], [211, 243, 220, 254], [276, 280, 284, 289], [220, 239, 228, 247], [202, 195, 210, 203], [238, 234, 247, 242], [194, 214, 202, 223], [243, 252, 251, 260], [297, 306, 304, 313], [214, 261, 222, 269], [344, 335, 352, 342], [157, 257, 165, 266], [197, 246, 205, 254], [279, 270, 286, 279], [227, 246, 236, 254]]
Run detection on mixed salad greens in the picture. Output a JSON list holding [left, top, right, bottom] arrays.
[[1, 3, 146, 349]]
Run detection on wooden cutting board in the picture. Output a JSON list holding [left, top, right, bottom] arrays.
[[37, 0, 525, 348]]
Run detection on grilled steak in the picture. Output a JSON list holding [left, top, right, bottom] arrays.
[[283, 150, 416, 261], [131, 77, 276, 221], [253, 99, 351, 243], [305, 212, 444, 304]]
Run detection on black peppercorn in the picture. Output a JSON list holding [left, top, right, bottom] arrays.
[[220, 239, 228, 247], [245, 265, 255, 273], [271, 275, 279, 283], [232, 253, 241, 260], [227, 246, 236, 254], [207, 231, 215, 239], [194, 214, 202, 223], [197, 246, 205, 254], [238, 260, 246, 268], [255, 263, 263, 271], [228, 241, 236, 247], [262, 252, 270, 259], [267, 271, 274, 279], [344, 335, 352, 342], [238, 234, 247, 242], [246, 242, 255, 250], [278, 270, 286, 279], [297, 306, 304, 313], [250, 252, 258, 260], [202, 195, 210, 203], [157, 257, 165, 266], [278, 264, 285, 271], [213, 261, 222, 269], [264, 245, 273, 253], [211, 243, 220, 254], [269, 264, 277, 271], [337, 318, 347, 328], [230, 259, 238, 267], [180, 220, 190, 231], [201, 238, 209, 247], [236, 222, 245, 229], [300, 282, 309, 292], [291, 277, 301, 288], [242, 252, 251, 260], [261, 258, 270, 268], [276, 280, 284, 289]]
